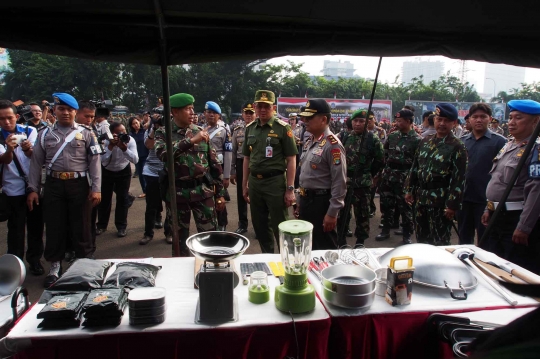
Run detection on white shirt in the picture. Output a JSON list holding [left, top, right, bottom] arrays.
[[0, 126, 37, 196], [94, 120, 110, 138], [101, 136, 139, 172]]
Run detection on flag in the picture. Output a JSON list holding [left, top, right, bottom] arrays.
[[333, 91, 337, 99], [304, 90, 308, 98], [278, 91, 281, 98], [362, 94, 365, 100], [431, 94, 435, 101]]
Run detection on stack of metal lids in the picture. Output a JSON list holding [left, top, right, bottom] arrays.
[[128, 287, 166, 325]]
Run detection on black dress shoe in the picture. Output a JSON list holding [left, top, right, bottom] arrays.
[[65, 251, 76, 263], [96, 228, 107, 235], [235, 228, 248, 234], [43, 262, 62, 288], [117, 229, 127, 237], [154, 221, 163, 229], [29, 261, 44, 276]]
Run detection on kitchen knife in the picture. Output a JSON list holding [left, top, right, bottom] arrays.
[[473, 250, 540, 285]]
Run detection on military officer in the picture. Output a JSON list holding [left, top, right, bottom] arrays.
[[375, 109, 421, 244], [337, 109, 385, 245], [490, 118, 505, 136], [405, 103, 468, 246], [481, 99, 540, 274], [27, 93, 102, 288], [230, 102, 255, 234], [205, 101, 232, 231], [154, 93, 225, 256], [298, 99, 347, 249], [329, 117, 342, 135], [367, 111, 387, 143], [242, 90, 298, 253]]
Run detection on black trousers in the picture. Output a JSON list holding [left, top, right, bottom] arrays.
[[144, 175, 166, 238], [235, 158, 248, 229], [483, 210, 540, 275], [299, 194, 344, 250], [6, 195, 44, 263], [97, 164, 131, 231], [456, 201, 486, 245], [43, 177, 92, 261]]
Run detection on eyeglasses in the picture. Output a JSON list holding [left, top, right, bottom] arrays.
[[32, 110, 43, 113]]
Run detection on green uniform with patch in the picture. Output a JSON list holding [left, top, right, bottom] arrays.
[[155, 122, 225, 256], [337, 131, 384, 244], [242, 116, 298, 253], [404, 133, 467, 245]]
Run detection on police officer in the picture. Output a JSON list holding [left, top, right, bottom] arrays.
[[242, 90, 298, 253], [205, 101, 232, 231], [337, 109, 384, 245], [230, 103, 254, 234], [27, 93, 102, 287], [375, 109, 421, 244], [298, 99, 347, 249], [481, 99, 540, 274], [405, 103, 468, 246], [490, 118, 505, 136], [155, 93, 225, 256]]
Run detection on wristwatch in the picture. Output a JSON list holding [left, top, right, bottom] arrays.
[[287, 185, 294, 191]]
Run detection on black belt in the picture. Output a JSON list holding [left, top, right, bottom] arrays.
[[176, 178, 203, 189], [387, 162, 411, 171], [299, 188, 330, 197], [419, 181, 447, 190], [251, 170, 284, 179]]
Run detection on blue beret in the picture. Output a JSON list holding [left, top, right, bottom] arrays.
[[508, 99, 540, 115], [205, 101, 221, 114], [435, 103, 458, 121], [52, 92, 79, 110]]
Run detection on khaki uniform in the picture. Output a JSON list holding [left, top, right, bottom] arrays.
[[231, 124, 249, 229], [208, 124, 232, 229], [298, 128, 347, 249], [28, 122, 102, 261], [242, 116, 298, 253]]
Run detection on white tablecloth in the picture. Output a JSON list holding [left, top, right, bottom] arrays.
[[308, 245, 540, 317], [2, 254, 328, 354]]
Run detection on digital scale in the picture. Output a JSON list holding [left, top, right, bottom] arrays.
[[186, 231, 249, 324]]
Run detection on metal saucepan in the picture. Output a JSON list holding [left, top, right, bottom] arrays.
[[322, 286, 376, 309], [321, 264, 376, 295], [186, 231, 250, 263]]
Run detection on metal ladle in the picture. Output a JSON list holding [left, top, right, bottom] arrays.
[[453, 248, 517, 306]]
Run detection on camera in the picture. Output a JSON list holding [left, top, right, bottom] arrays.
[[117, 133, 130, 144], [16, 105, 33, 124], [151, 106, 164, 127], [97, 126, 114, 144]]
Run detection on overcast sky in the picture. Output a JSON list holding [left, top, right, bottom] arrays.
[[267, 55, 540, 94]]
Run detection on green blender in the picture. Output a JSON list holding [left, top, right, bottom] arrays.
[[274, 220, 315, 313]]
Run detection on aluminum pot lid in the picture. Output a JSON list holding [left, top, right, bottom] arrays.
[[378, 244, 477, 290]]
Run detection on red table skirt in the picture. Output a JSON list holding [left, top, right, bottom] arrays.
[[15, 318, 331, 359], [327, 306, 518, 359]]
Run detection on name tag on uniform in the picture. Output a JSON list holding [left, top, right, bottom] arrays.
[[268, 134, 278, 138], [266, 146, 273, 158]]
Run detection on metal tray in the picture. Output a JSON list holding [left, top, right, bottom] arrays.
[[186, 231, 250, 263]]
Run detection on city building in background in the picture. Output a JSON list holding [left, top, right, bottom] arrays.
[[321, 60, 357, 79], [483, 63, 526, 98], [402, 60, 444, 85]]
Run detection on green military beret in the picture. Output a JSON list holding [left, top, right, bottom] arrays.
[[351, 109, 368, 120], [254, 90, 275, 104], [170, 93, 195, 108]]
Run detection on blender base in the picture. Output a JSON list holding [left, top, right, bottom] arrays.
[[275, 284, 316, 314]]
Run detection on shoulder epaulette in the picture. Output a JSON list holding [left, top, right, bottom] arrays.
[[276, 119, 288, 127], [327, 134, 338, 144], [78, 124, 92, 131], [246, 121, 256, 128], [233, 125, 243, 132]]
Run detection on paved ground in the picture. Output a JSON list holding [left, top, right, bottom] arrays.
[[0, 168, 459, 304]]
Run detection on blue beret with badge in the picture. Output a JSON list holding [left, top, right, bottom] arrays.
[[508, 99, 540, 115], [52, 92, 79, 110], [205, 101, 221, 114], [435, 103, 458, 121]]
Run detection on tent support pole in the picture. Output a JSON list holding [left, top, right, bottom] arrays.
[[154, 0, 181, 257], [478, 120, 540, 248]]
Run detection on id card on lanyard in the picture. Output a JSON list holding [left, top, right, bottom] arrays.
[[265, 137, 273, 158]]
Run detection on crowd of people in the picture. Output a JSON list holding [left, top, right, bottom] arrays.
[[0, 89, 539, 289]]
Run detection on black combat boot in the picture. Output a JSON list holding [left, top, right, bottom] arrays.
[[402, 227, 412, 244], [376, 227, 390, 241]]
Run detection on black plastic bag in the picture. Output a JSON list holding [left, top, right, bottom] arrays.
[[83, 287, 128, 319], [48, 258, 113, 291], [37, 292, 88, 320], [103, 262, 161, 289]]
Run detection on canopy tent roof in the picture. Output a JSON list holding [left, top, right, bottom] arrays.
[[0, 0, 538, 68]]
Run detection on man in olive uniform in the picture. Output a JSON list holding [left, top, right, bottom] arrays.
[[154, 93, 225, 256], [298, 99, 347, 249], [205, 101, 232, 231], [230, 103, 255, 234], [337, 109, 385, 245], [481, 100, 540, 274], [490, 118, 505, 136], [242, 90, 298, 253], [375, 109, 421, 244], [405, 103, 468, 246], [27, 93, 102, 288]]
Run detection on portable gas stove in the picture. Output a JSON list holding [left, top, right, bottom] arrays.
[[186, 231, 249, 324]]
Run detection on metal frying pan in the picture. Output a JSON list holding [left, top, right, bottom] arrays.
[[186, 231, 250, 263]]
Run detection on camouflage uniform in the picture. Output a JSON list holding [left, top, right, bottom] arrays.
[[379, 129, 421, 231], [330, 120, 342, 135], [404, 133, 467, 245], [155, 122, 225, 256], [337, 131, 384, 244]]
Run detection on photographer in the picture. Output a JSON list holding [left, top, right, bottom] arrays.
[[96, 122, 139, 237], [93, 107, 110, 139], [129, 117, 148, 197]]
